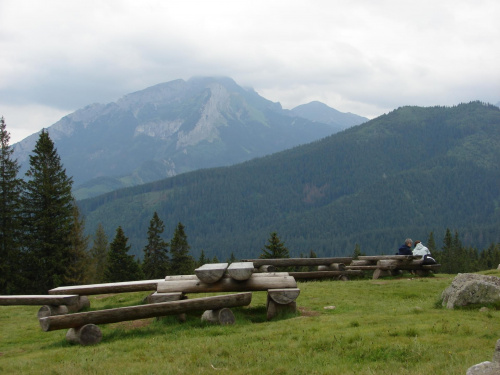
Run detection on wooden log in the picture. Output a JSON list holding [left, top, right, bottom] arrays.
[[289, 270, 363, 279], [39, 292, 252, 331], [67, 296, 91, 313], [256, 265, 277, 272], [37, 305, 69, 318], [201, 308, 235, 325], [349, 260, 374, 266], [157, 275, 297, 294], [49, 279, 165, 295], [266, 295, 297, 320], [345, 265, 379, 270], [268, 288, 300, 304], [0, 294, 80, 306], [65, 324, 102, 345], [165, 272, 289, 281], [227, 262, 254, 280], [243, 257, 353, 267], [376, 259, 424, 270], [194, 263, 228, 283], [317, 263, 346, 271], [358, 255, 416, 261], [372, 268, 391, 279], [146, 292, 183, 304]]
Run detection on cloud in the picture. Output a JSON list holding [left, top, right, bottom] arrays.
[[1, 0, 499, 143]]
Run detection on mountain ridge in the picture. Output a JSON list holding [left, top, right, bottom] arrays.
[[12, 77, 367, 199]]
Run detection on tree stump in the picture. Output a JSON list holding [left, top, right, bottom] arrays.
[[66, 324, 102, 345], [201, 308, 235, 325], [266, 294, 297, 320]]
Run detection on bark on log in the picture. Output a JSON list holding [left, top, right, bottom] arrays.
[[157, 275, 297, 294], [65, 324, 102, 346], [201, 308, 235, 325], [257, 265, 276, 272], [0, 295, 80, 306], [39, 292, 252, 331], [317, 263, 346, 271], [289, 270, 363, 279], [266, 295, 297, 320], [267, 288, 300, 304], [243, 257, 352, 267], [227, 262, 254, 280], [49, 279, 165, 295], [37, 305, 69, 318], [195, 263, 228, 283]]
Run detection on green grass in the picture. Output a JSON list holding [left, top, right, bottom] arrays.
[[2, 272, 500, 374]]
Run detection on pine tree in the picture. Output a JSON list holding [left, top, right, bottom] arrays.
[[142, 212, 169, 279], [89, 223, 109, 283], [427, 231, 436, 254], [259, 232, 290, 259], [0, 117, 23, 294], [64, 203, 90, 285], [22, 130, 74, 293], [105, 226, 143, 282], [197, 249, 208, 267], [169, 222, 194, 275]]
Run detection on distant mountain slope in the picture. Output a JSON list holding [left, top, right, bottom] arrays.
[[12, 77, 366, 199], [78, 102, 500, 260], [289, 101, 367, 132]]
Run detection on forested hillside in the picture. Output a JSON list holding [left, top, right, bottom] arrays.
[[78, 102, 500, 260]]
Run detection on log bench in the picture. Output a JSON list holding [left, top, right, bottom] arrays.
[[241, 257, 355, 280], [39, 292, 252, 345], [345, 255, 441, 279], [48, 279, 165, 296], [0, 294, 90, 317], [158, 271, 300, 320]]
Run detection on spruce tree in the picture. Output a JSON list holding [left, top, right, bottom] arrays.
[[169, 222, 194, 275], [197, 249, 208, 267], [22, 129, 74, 293], [64, 203, 90, 286], [0, 117, 23, 293], [142, 212, 169, 279], [105, 226, 143, 282], [259, 232, 290, 259], [89, 223, 109, 283]]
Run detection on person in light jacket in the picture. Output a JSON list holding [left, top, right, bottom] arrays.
[[412, 240, 436, 264]]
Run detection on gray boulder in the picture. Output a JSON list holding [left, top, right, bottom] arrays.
[[466, 339, 500, 375], [441, 273, 500, 309]]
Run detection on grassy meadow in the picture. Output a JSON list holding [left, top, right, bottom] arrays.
[[1, 271, 500, 374]]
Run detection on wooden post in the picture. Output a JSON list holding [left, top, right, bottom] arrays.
[[157, 275, 297, 294], [266, 294, 297, 320], [37, 305, 69, 318], [65, 324, 102, 346], [201, 308, 235, 325], [195, 263, 228, 283], [227, 262, 254, 280], [39, 292, 252, 331]]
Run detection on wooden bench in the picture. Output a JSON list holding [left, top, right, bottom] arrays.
[[346, 255, 441, 279], [39, 292, 252, 345], [241, 257, 355, 280]]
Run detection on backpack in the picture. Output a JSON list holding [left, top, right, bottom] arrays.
[[422, 254, 437, 265]]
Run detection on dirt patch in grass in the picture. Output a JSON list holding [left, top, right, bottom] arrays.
[[298, 306, 321, 317]]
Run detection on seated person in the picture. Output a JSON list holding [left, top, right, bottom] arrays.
[[397, 238, 413, 255], [412, 240, 436, 264]]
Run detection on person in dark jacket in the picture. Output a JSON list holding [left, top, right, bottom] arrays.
[[397, 238, 413, 255]]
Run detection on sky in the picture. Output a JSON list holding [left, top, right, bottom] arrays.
[[1, 0, 499, 144]]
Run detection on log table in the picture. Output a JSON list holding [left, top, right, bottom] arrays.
[[346, 255, 441, 279]]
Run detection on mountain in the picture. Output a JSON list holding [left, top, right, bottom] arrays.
[[12, 77, 367, 199], [289, 101, 368, 132], [78, 101, 500, 260]]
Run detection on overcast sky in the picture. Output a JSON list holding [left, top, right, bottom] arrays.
[[1, 0, 499, 144]]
